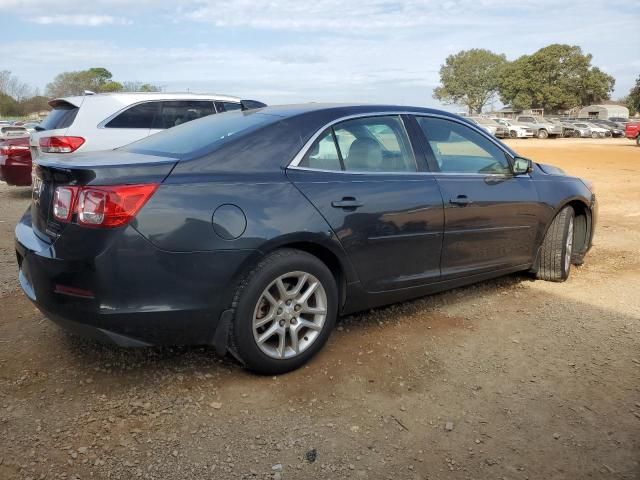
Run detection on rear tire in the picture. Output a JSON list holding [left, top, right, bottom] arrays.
[[535, 206, 575, 282], [537, 129, 549, 139], [229, 249, 338, 375]]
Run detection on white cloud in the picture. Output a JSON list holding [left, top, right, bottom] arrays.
[[31, 14, 132, 26]]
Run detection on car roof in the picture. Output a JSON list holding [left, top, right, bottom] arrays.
[[51, 92, 242, 108], [249, 103, 465, 121]]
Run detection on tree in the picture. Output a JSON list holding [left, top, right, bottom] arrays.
[[0, 71, 33, 101], [121, 81, 162, 92], [0, 93, 21, 116], [433, 49, 507, 114], [621, 75, 640, 116], [499, 44, 615, 112], [45, 68, 124, 97]]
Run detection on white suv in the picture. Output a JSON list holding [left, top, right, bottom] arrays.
[[30, 92, 265, 158]]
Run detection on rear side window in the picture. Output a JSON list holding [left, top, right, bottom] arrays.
[[105, 102, 158, 129], [151, 101, 215, 129], [121, 110, 280, 158], [40, 103, 78, 130], [215, 101, 242, 113], [299, 129, 342, 171]]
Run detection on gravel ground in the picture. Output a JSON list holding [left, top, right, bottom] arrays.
[[0, 138, 639, 479]]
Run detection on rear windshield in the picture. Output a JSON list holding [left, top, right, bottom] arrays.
[[121, 110, 281, 158], [40, 102, 78, 130]]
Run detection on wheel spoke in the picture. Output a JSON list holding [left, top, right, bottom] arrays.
[[257, 322, 279, 344], [291, 273, 309, 296], [254, 310, 276, 328], [289, 326, 300, 354], [298, 318, 322, 332], [275, 278, 289, 300], [298, 281, 318, 304], [301, 305, 326, 316], [276, 330, 286, 358], [263, 290, 278, 307]]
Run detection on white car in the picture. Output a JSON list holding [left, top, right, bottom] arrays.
[[572, 122, 609, 138], [30, 92, 266, 159], [492, 118, 535, 138]]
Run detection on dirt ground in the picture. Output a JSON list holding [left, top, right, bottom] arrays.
[[0, 138, 638, 480]]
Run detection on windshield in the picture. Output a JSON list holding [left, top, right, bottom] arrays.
[[121, 110, 282, 158], [473, 117, 498, 125]]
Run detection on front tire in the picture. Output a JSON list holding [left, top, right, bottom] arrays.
[[535, 206, 575, 282], [230, 249, 338, 374], [510, 130, 518, 139], [636, 135, 640, 147]]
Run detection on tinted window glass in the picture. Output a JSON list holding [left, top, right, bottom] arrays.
[[417, 116, 510, 174], [333, 116, 416, 172], [121, 111, 280, 158], [151, 101, 215, 129], [105, 102, 158, 129], [299, 129, 341, 171], [216, 101, 242, 112], [40, 103, 78, 130]]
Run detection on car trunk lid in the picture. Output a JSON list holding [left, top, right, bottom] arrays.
[[31, 150, 177, 243]]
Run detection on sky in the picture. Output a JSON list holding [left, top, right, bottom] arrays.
[[0, 0, 638, 110]]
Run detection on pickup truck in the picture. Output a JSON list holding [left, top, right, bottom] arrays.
[[515, 115, 564, 139], [625, 121, 640, 146]]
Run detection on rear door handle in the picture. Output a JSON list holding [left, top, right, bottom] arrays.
[[332, 197, 363, 209], [450, 195, 471, 206]]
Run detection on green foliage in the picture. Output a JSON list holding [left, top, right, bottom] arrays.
[[498, 44, 615, 112], [623, 75, 640, 116], [0, 93, 21, 116], [45, 67, 124, 97], [433, 49, 507, 114], [121, 81, 162, 92]]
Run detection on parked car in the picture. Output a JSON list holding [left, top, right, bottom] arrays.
[[0, 125, 30, 140], [0, 120, 11, 127], [609, 117, 632, 126], [0, 136, 31, 186], [515, 116, 563, 139], [16, 104, 597, 374], [30, 92, 266, 160], [568, 122, 592, 138], [626, 121, 640, 146], [491, 118, 534, 138], [467, 117, 509, 138], [571, 122, 607, 138], [588, 119, 625, 137]]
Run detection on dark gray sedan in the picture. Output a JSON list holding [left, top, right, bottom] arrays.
[[16, 104, 597, 374]]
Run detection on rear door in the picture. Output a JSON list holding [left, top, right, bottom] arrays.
[[414, 115, 542, 279], [287, 114, 444, 293]]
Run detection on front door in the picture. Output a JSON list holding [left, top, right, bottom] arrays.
[[414, 115, 543, 279], [288, 115, 444, 292]]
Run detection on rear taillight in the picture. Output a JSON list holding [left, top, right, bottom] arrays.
[[39, 136, 85, 153], [53, 186, 78, 222], [0, 145, 29, 155], [52, 184, 158, 228]]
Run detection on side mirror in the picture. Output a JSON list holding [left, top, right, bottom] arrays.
[[512, 157, 533, 175]]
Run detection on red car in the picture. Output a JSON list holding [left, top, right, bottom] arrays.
[[0, 136, 32, 186], [625, 121, 640, 146]]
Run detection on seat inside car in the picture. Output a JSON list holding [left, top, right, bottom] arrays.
[[345, 137, 383, 171]]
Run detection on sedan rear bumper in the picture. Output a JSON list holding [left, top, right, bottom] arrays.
[[15, 211, 255, 347]]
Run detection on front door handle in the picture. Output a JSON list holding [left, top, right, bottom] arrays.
[[450, 195, 471, 206], [332, 197, 363, 209]]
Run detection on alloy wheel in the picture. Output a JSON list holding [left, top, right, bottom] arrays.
[[252, 271, 328, 359], [565, 217, 574, 273]]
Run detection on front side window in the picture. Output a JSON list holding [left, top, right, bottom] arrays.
[[299, 115, 416, 173], [152, 101, 216, 129], [105, 102, 158, 129], [416, 116, 511, 175]]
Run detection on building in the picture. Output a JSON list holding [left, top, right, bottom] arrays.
[[578, 103, 629, 120]]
